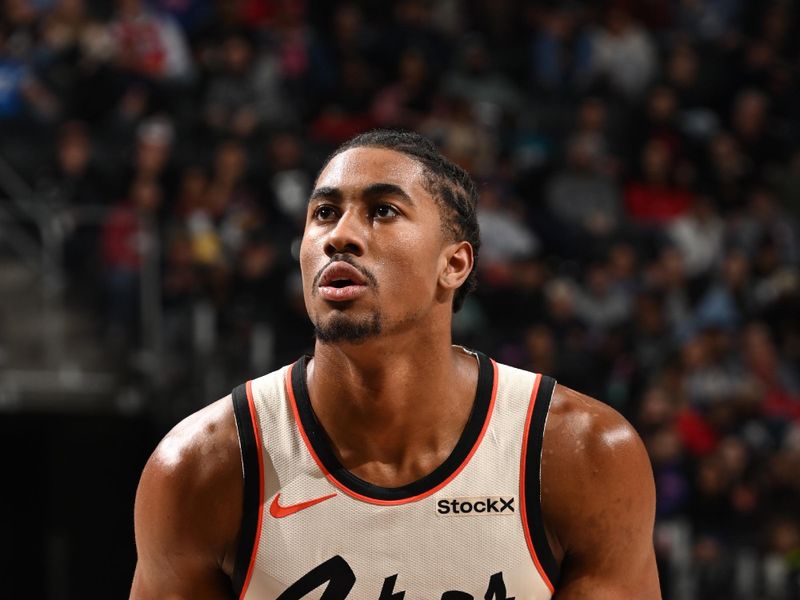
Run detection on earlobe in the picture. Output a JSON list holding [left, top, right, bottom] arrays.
[[439, 241, 473, 292]]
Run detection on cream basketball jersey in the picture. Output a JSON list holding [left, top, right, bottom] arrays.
[[230, 350, 559, 599]]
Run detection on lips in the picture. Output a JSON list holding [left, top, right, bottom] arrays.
[[319, 262, 367, 287], [318, 262, 368, 302]]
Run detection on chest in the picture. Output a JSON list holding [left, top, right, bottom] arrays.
[[252, 465, 538, 600], [236, 360, 556, 600]]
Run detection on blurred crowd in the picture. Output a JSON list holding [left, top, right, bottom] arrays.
[[2, 0, 800, 597]]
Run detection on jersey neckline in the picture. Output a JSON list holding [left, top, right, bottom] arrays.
[[287, 350, 497, 503]]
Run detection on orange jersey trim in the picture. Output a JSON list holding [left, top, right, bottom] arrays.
[[519, 373, 555, 593], [284, 359, 500, 506]]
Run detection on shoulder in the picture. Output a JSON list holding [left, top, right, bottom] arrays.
[[143, 396, 241, 497], [134, 396, 242, 571], [544, 384, 646, 466], [539, 384, 658, 595], [541, 384, 654, 556]]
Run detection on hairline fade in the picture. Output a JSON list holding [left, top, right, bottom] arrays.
[[319, 130, 480, 313]]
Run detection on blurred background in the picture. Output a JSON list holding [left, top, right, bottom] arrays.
[[0, 0, 799, 598]]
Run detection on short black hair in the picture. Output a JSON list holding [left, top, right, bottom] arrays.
[[321, 130, 480, 312]]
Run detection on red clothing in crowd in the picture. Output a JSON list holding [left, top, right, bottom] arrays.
[[625, 182, 693, 224], [102, 205, 143, 271]]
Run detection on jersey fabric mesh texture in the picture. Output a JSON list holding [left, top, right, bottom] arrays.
[[231, 350, 558, 600]]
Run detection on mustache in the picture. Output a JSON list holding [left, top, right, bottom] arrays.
[[312, 254, 378, 289]]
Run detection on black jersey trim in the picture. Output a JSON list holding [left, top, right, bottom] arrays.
[[522, 375, 560, 588], [231, 383, 261, 597], [290, 350, 495, 502]]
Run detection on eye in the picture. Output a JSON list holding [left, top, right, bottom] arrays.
[[313, 205, 337, 221], [374, 204, 399, 219]]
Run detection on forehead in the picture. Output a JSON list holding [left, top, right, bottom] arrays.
[[316, 146, 431, 200]]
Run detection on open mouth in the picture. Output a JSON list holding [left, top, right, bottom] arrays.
[[329, 278, 355, 288], [318, 262, 367, 288], [317, 262, 369, 301]]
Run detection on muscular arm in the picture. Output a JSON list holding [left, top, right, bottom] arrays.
[[130, 398, 242, 600], [542, 385, 660, 599]]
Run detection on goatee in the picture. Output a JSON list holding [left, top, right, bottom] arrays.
[[313, 312, 382, 344]]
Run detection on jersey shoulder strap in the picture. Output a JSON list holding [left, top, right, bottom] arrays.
[[521, 374, 560, 590], [231, 382, 263, 597]]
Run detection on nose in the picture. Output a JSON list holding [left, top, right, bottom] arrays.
[[324, 209, 365, 258]]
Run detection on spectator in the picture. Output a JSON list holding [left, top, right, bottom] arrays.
[[372, 47, 435, 130], [675, 0, 743, 42], [625, 138, 694, 225], [632, 291, 672, 380], [702, 131, 753, 214], [36, 121, 106, 286], [664, 42, 721, 141], [37, 119, 102, 206], [632, 85, 685, 163], [123, 115, 176, 200], [692, 247, 754, 335], [36, 0, 109, 109], [323, 2, 377, 74], [149, 0, 211, 34], [570, 96, 619, 171], [271, 0, 331, 116], [732, 186, 798, 266], [742, 322, 800, 426], [476, 182, 539, 269], [0, 26, 59, 122], [101, 177, 162, 343], [172, 165, 207, 219], [442, 35, 522, 123], [377, 0, 450, 76], [528, 5, 592, 95], [203, 139, 262, 272], [545, 133, 622, 253], [731, 88, 781, 171], [589, 6, 658, 100], [254, 130, 313, 227], [203, 30, 293, 138], [420, 95, 497, 176], [645, 245, 693, 334], [109, 0, 193, 82], [573, 260, 632, 333], [309, 54, 375, 145], [668, 194, 725, 279]]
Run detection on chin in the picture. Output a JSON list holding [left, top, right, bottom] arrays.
[[313, 312, 383, 344]]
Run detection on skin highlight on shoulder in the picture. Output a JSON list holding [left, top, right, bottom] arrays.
[[130, 398, 243, 599], [154, 399, 236, 466], [541, 385, 661, 598]]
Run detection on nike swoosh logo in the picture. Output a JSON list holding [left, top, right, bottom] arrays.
[[269, 492, 337, 518]]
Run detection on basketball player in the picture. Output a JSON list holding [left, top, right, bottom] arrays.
[[130, 131, 660, 599]]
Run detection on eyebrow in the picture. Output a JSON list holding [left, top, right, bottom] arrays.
[[363, 183, 414, 206], [308, 186, 341, 203], [308, 183, 414, 206]]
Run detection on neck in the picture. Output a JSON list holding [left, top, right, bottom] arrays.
[[306, 328, 479, 483]]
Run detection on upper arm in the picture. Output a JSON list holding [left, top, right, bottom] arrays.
[[130, 398, 242, 600], [543, 386, 660, 599]]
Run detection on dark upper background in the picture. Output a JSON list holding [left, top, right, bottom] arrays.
[[1, 0, 799, 598]]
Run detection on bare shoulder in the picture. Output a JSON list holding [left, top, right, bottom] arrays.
[[131, 397, 243, 598], [544, 384, 648, 475], [541, 385, 660, 598], [143, 396, 241, 494]]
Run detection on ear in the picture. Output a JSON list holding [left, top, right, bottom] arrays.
[[438, 241, 474, 294]]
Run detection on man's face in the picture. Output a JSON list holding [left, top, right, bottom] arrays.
[[300, 147, 450, 344]]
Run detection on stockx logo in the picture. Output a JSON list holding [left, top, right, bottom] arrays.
[[437, 496, 516, 516]]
